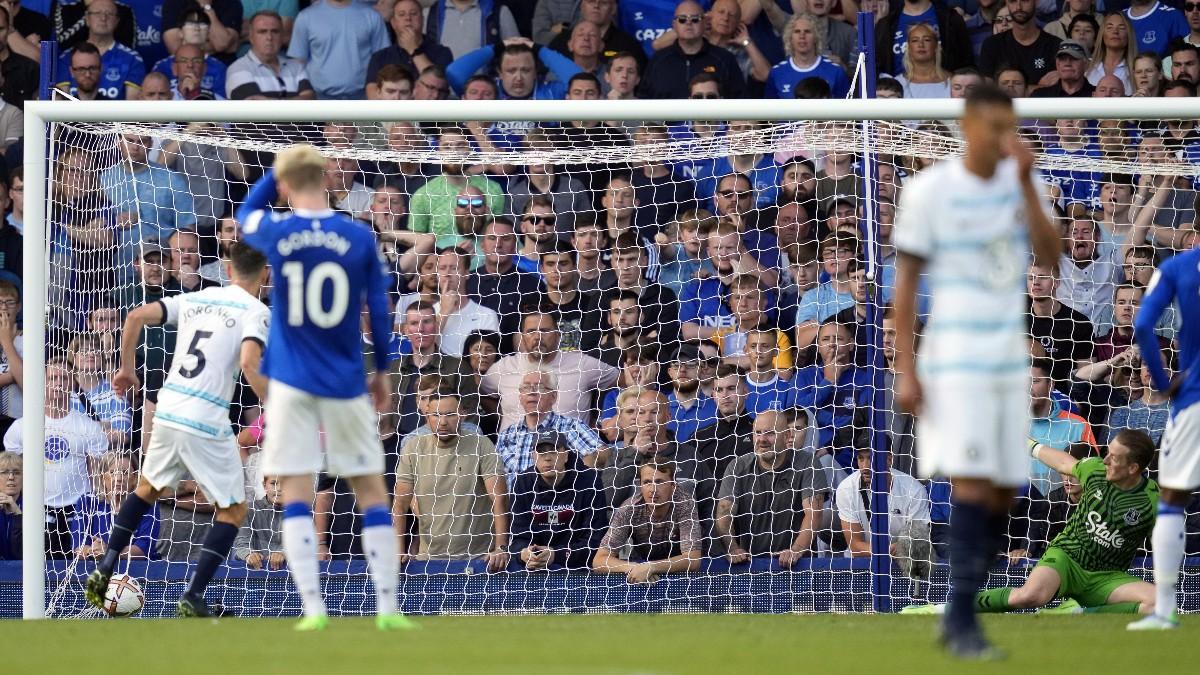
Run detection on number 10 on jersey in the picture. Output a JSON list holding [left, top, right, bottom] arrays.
[[281, 261, 350, 328]]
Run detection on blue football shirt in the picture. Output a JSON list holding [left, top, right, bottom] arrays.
[[765, 56, 851, 99], [1125, 2, 1189, 56], [239, 170, 394, 398], [1135, 247, 1200, 415], [57, 43, 146, 100]]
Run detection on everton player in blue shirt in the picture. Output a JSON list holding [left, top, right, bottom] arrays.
[[1128, 245, 1200, 631], [239, 145, 415, 632]]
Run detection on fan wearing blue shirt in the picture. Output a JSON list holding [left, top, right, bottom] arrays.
[[1044, 118, 1103, 212], [792, 319, 873, 468], [889, 5, 939, 74], [765, 14, 851, 98], [1125, 0, 1190, 56], [56, 34, 146, 100], [152, 53, 227, 98], [680, 222, 779, 340], [447, 39, 583, 100], [287, 0, 390, 99], [238, 146, 413, 633], [1131, 246, 1200, 629], [619, 0, 712, 55]]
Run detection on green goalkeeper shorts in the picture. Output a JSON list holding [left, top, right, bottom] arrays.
[[1036, 546, 1141, 608]]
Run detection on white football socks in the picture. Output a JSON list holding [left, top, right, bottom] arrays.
[[282, 515, 327, 618], [1152, 508, 1185, 618], [362, 524, 399, 615]]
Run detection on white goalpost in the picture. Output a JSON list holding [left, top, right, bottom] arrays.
[[20, 96, 1200, 620]]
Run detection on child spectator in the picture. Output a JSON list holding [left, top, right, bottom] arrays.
[[67, 332, 131, 450], [656, 209, 716, 296], [710, 275, 793, 372], [73, 452, 159, 560], [233, 475, 286, 570], [599, 344, 661, 437]]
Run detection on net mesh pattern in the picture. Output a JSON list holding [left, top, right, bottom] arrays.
[[20, 113, 1200, 617]]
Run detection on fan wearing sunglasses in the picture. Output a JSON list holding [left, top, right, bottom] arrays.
[[638, 0, 745, 99], [409, 126, 506, 249]]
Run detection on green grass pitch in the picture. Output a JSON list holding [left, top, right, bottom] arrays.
[[3, 614, 1194, 674]]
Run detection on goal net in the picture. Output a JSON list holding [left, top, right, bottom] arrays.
[[15, 99, 1200, 618]]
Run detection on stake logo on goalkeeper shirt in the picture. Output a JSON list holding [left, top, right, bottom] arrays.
[[276, 224, 352, 257], [1084, 510, 1124, 549]]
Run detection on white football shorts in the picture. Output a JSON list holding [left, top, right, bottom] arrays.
[[916, 373, 1030, 488], [261, 380, 384, 477], [1157, 403, 1200, 491], [142, 424, 246, 508]]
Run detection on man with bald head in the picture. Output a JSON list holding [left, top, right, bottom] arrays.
[[1092, 74, 1127, 97], [639, 0, 744, 99], [55, 0, 145, 100], [716, 408, 831, 567], [481, 309, 619, 430], [703, 0, 771, 81], [139, 72, 171, 100], [548, 0, 644, 64]]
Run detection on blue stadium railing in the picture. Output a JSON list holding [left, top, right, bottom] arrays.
[[5, 560, 1200, 618]]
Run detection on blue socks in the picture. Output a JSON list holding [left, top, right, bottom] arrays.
[[186, 521, 239, 598], [98, 493, 153, 576], [947, 501, 992, 634]]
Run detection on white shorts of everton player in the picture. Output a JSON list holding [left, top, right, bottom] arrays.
[[916, 374, 1030, 488], [142, 425, 247, 508], [261, 380, 385, 477], [1158, 403, 1200, 491]]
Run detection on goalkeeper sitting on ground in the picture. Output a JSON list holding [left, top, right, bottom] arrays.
[[905, 429, 1159, 615]]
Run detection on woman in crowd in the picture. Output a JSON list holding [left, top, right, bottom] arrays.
[[894, 23, 951, 98], [0, 451, 20, 560], [1087, 13, 1136, 92], [1132, 51, 1164, 96], [463, 330, 502, 439], [1107, 349, 1174, 445]]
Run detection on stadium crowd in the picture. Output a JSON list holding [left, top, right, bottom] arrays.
[[0, 0, 1197, 581]]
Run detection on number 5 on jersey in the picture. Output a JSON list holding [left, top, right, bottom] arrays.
[[178, 330, 212, 378], [281, 261, 350, 327]]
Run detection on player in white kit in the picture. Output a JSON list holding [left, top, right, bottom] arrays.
[[86, 243, 271, 617], [892, 86, 1061, 658]]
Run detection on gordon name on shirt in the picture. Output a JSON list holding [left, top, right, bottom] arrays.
[[276, 224, 352, 257]]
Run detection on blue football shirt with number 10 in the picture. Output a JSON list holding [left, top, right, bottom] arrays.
[[238, 170, 394, 399]]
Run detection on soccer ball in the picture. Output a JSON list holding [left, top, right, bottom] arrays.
[[103, 573, 144, 617]]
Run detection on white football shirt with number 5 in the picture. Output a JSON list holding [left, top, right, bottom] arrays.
[[154, 285, 270, 439]]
